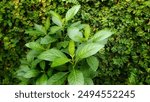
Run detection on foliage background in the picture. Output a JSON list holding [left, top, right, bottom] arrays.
[[0, 0, 150, 84]]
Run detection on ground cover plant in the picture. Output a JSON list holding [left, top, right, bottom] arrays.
[[0, 0, 150, 85]]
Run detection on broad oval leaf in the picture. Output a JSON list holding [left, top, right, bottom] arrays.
[[67, 27, 83, 42], [27, 50, 42, 62], [51, 57, 70, 67], [68, 69, 84, 85], [86, 56, 99, 71], [25, 42, 44, 51], [49, 26, 61, 34], [65, 5, 81, 22], [84, 78, 94, 85], [38, 48, 67, 61], [89, 29, 113, 43], [34, 24, 46, 34], [47, 72, 68, 85], [40, 35, 56, 44], [49, 11, 62, 27], [24, 69, 39, 79], [36, 74, 48, 85], [76, 43, 104, 61]]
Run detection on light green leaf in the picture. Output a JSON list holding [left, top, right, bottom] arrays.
[[67, 27, 83, 42], [25, 42, 44, 51], [65, 5, 81, 22], [49, 26, 61, 34], [24, 69, 39, 78], [84, 24, 90, 40], [40, 35, 56, 44], [89, 29, 113, 43], [68, 40, 75, 58], [25, 29, 44, 36], [68, 69, 84, 85], [44, 17, 50, 31], [76, 43, 104, 61], [86, 56, 99, 71], [84, 78, 94, 85], [47, 72, 68, 85], [51, 57, 70, 67], [49, 11, 62, 27], [34, 24, 46, 34], [70, 21, 84, 30], [36, 74, 48, 85], [38, 48, 67, 61]]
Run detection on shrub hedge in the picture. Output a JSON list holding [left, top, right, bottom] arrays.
[[0, 0, 150, 84]]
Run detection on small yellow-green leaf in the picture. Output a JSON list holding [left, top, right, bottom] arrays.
[[44, 17, 50, 31], [84, 24, 90, 40], [68, 40, 75, 58]]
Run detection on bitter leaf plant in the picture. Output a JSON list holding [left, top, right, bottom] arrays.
[[16, 5, 113, 85]]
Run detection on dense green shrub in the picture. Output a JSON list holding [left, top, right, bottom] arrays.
[[0, 0, 150, 84]]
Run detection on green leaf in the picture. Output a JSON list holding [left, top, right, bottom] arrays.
[[30, 59, 42, 69], [65, 5, 81, 22], [49, 11, 62, 27], [68, 40, 75, 58], [27, 50, 42, 62], [86, 56, 99, 71], [47, 72, 68, 85], [39, 61, 45, 70], [40, 35, 56, 44], [36, 74, 48, 85], [76, 43, 104, 61], [57, 41, 69, 49], [38, 48, 68, 61], [51, 57, 70, 67], [80, 65, 97, 78], [48, 26, 61, 34], [84, 24, 90, 40], [84, 78, 94, 85], [67, 27, 83, 42], [44, 17, 50, 31], [68, 69, 84, 85], [89, 29, 113, 43], [24, 69, 39, 78], [25, 42, 44, 51], [25, 29, 44, 37], [34, 24, 46, 34], [70, 21, 84, 30]]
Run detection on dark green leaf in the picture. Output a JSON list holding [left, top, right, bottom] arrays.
[[47, 72, 68, 85]]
